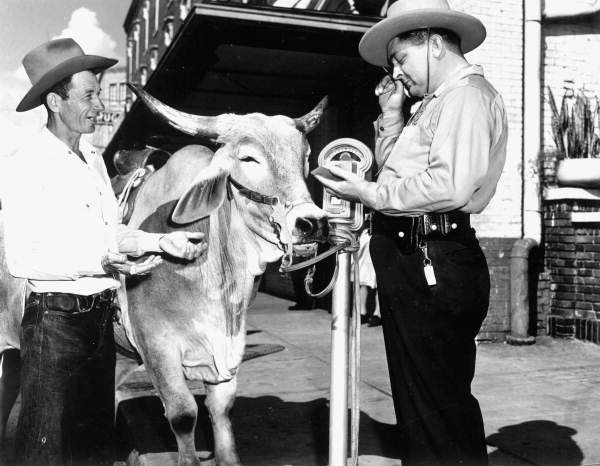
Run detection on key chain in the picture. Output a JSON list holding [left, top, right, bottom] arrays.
[[420, 243, 437, 287]]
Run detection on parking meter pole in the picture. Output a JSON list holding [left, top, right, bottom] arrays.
[[329, 250, 351, 466]]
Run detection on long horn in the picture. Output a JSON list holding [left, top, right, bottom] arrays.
[[294, 96, 328, 134], [128, 83, 219, 139]]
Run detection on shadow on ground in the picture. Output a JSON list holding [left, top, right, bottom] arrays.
[[116, 395, 402, 465], [486, 420, 583, 466]]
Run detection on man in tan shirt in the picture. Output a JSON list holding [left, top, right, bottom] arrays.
[[315, 1, 507, 464]]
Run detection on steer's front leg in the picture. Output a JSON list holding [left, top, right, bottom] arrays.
[[143, 346, 201, 466], [205, 376, 240, 466]]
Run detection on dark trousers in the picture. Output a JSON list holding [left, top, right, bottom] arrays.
[[370, 230, 490, 466], [15, 293, 116, 466]]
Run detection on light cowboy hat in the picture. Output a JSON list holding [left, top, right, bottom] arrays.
[[17, 38, 117, 112], [359, 0, 486, 67]]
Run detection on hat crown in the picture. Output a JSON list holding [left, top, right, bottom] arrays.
[[22, 38, 85, 86], [387, 0, 452, 19]]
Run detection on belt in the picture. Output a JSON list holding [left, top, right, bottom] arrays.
[[30, 289, 116, 314], [372, 211, 471, 252]]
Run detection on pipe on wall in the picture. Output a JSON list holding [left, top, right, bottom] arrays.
[[508, 0, 542, 345], [507, 239, 537, 345]]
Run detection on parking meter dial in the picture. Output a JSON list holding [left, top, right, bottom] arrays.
[[317, 138, 373, 231]]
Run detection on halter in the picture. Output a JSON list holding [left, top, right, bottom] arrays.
[[227, 177, 319, 264], [228, 177, 278, 206]]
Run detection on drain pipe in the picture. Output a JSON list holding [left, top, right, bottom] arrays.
[[507, 0, 542, 345]]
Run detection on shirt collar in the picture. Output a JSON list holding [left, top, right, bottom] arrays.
[[40, 126, 97, 162], [430, 64, 484, 98]]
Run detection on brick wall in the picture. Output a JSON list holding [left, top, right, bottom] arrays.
[[544, 198, 600, 344], [453, 1, 525, 339], [452, 0, 524, 239]]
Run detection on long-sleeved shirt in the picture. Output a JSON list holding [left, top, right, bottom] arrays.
[[357, 64, 508, 217], [2, 127, 162, 295]]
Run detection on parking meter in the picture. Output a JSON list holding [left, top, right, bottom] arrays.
[[314, 138, 373, 466], [316, 138, 373, 231]]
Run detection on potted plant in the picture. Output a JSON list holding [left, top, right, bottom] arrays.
[[549, 85, 600, 187]]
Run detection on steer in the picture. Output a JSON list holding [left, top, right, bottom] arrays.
[[0, 88, 329, 466]]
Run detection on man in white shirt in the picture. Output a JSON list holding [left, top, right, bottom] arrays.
[[314, 1, 508, 465], [3, 38, 206, 465]]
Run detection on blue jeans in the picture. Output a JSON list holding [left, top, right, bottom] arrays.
[[370, 229, 490, 466], [15, 293, 116, 466]]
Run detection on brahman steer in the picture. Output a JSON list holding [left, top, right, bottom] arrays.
[[0, 87, 329, 466]]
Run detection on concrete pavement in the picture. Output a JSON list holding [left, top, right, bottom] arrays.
[[233, 292, 600, 466], [4, 291, 600, 465]]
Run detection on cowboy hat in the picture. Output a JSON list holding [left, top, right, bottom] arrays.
[[16, 38, 117, 112], [359, 0, 486, 67]]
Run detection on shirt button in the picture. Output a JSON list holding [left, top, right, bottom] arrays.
[[380, 126, 385, 132], [398, 231, 405, 238], [85, 203, 90, 208], [431, 224, 438, 231], [104, 221, 108, 226]]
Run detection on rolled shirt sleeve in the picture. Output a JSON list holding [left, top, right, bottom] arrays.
[[116, 225, 163, 257]]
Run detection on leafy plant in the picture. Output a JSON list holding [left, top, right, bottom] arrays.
[[548, 86, 600, 159]]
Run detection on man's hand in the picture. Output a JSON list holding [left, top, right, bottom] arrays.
[[159, 231, 207, 260], [102, 252, 162, 276], [313, 166, 365, 203], [376, 74, 406, 114]]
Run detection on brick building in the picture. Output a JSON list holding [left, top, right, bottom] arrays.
[[103, 0, 600, 342]]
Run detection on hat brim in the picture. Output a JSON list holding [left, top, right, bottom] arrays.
[[359, 9, 486, 66], [16, 55, 117, 112]]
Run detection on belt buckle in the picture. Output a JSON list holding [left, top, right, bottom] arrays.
[[76, 295, 95, 313]]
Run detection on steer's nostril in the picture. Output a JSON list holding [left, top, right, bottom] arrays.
[[295, 217, 316, 237]]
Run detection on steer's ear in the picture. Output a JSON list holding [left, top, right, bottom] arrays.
[[171, 153, 232, 224]]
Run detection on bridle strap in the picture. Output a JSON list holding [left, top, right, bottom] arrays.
[[228, 177, 278, 206]]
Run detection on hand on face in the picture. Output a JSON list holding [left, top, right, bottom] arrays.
[[313, 165, 364, 203], [375, 74, 406, 113]]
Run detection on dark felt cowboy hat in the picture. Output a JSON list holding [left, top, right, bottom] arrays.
[[16, 38, 117, 112], [359, 0, 486, 67]]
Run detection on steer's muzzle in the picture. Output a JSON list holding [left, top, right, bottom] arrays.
[[293, 216, 329, 243]]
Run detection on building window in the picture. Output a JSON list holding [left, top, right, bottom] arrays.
[[140, 66, 148, 86], [132, 21, 141, 70], [179, 0, 192, 20], [126, 39, 134, 79], [163, 17, 174, 46], [119, 83, 127, 102], [109, 83, 118, 103], [143, 0, 150, 50], [154, 0, 160, 33], [150, 46, 159, 70]]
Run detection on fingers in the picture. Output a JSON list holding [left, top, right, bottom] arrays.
[[183, 231, 205, 242], [105, 252, 127, 264], [375, 75, 395, 97], [191, 242, 208, 259], [184, 242, 207, 260], [129, 255, 162, 276]]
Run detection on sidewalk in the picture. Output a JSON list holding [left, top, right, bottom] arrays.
[[233, 292, 600, 466], [5, 292, 600, 465]]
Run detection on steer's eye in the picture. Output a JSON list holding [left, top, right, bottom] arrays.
[[240, 156, 259, 163]]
